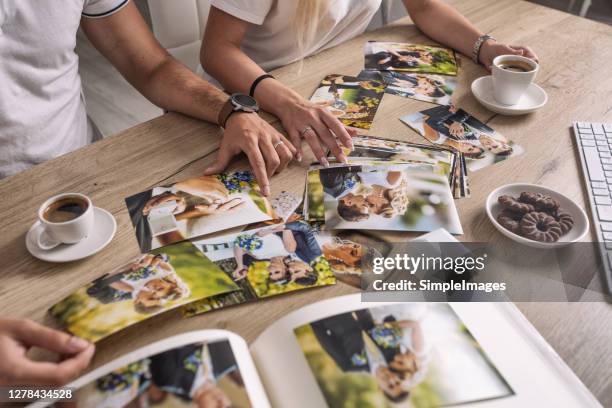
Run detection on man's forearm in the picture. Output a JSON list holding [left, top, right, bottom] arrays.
[[406, 0, 483, 58], [141, 56, 228, 124]]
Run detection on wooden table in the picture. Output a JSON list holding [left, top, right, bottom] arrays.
[[1, 0, 611, 404]]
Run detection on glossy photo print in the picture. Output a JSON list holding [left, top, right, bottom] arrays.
[[401, 105, 524, 171], [310, 74, 385, 130], [125, 172, 275, 252], [364, 41, 458, 75], [183, 221, 335, 316], [49, 243, 238, 342], [320, 165, 463, 234], [295, 303, 513, 407], [67, 340, 251, 408], [381, 71, 457, 105]]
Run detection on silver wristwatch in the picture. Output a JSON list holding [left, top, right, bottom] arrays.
[[472, 34, 495, 65]]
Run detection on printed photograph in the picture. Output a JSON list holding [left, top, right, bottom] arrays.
[[320, 166, 463, 234], [401, 105, 523, 171], [67, 339, 251, 407], [183, 221, 335, 316], [310, 74, 385, 130], [295, 303, 513, 407], [364, 41, 458, 75], [381, 72, 457, 105], [49, 242, 238, 342], [125, 172, 275, 252], [316, 229, 393, 289]]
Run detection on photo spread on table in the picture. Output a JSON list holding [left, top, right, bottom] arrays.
[[34, 38, 608, 408]]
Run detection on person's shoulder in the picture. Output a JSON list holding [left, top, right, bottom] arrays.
[[210, 0, 274, 25]]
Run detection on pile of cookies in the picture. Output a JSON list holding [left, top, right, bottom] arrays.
[[496, 192, 574, 243]]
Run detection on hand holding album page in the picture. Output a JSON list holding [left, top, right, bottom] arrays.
[[49, 242, 238, 342], [38, 296, 599, 408], [125, 172, 275, 252]]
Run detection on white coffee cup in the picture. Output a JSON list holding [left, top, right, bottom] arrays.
[[492, 55, 539, 106], [37, 193, 95, 250]]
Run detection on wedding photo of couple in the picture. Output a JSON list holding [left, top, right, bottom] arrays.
[[295, 303, 514, 407], [71, 339, 250, 408]]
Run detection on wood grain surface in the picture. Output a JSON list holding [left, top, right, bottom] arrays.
[[0, 0, 610, 404]]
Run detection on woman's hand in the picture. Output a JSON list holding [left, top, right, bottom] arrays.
[[479, 40, 538, 70], [204, 113, 296, 197], [276, 96, 355, 166], [0, 319, 94, 386]]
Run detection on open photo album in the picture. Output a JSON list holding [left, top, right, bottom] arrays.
[[35, 295, 599, 408]]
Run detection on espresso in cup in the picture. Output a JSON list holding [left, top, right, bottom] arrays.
[[42, 195, 89, 223], [496, 59, 535, 73], [37, 193, 95, 250], [491, 55, 539, 106]]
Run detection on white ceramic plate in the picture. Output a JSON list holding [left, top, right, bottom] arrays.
[[472, 76, 548, 116], [26, 207, 116, 262], [486, 183, 589, 249]]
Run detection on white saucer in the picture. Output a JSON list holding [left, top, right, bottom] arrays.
[[486, 183, 589, 249], [26, 207, 117, 262], [471, 76, 548, 115]]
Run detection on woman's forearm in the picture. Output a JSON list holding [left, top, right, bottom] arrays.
[[404, 0, 483, 58]]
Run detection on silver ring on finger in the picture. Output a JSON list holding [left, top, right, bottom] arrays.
[[299, 125, 315, 137], [273, 140, 284, 150]]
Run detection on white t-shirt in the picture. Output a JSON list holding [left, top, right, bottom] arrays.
[[0, 0, 129, 178], [208, 0, 383, 72]]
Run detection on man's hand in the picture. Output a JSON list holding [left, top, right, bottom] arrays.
[[0, 319, 94, 386], [204, 113, 296, 196], [142, 193, 186, 216], [479, 41, 539, 70]]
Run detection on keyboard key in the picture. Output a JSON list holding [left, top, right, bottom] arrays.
[[582, 140, 596, 147], [601, 222, 612, 231], [592, 124, 605, 135], [582, 147, 606, 181], [604, 124, 612, 133], [596, 196, 612, 205], [577, 122, 591, 129], [605, 171, 612, 178], [603, 158, 612, 164], [592, 181, 607, 189], [597, 205, 612, 221], [593, 188, 608, 196], [604, 165, 612, 171], [604, 232, 612, 241], [606, 242, 612, 250], [595, 135, 606, 141], [601, 152, 612, 158]]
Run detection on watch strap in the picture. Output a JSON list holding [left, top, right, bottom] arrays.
[[217, 98, 235, 128]]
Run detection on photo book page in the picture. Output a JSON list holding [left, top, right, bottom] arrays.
[[125, 172, 275, 252]]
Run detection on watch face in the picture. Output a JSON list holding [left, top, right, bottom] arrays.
[[232, 93, 258, 108]]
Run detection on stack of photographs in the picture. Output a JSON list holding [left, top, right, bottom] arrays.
[[363, 41, 459, 106]]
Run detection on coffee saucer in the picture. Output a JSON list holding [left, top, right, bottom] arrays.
[[26, 207, 116, 262], [471, 76, 547, 115]]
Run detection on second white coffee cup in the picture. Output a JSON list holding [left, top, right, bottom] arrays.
[[37, 193, 95, 250], [492, 54, 538, 106]]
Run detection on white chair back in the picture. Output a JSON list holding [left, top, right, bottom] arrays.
[[147, 0, 210, 71]]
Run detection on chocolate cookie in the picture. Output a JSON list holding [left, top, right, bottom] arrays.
[[551, 208, 574, 235], [497, 210, 523, 235], [519, 192, 560, 212], [498, 195, 535, 214], [520, 212, 563, 243]]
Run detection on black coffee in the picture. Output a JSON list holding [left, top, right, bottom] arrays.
[[497, 60, 534, 73], [43, 197, 88, 223]]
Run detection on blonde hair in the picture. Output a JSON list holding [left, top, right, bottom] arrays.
[[293, 0, 330, 59]]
